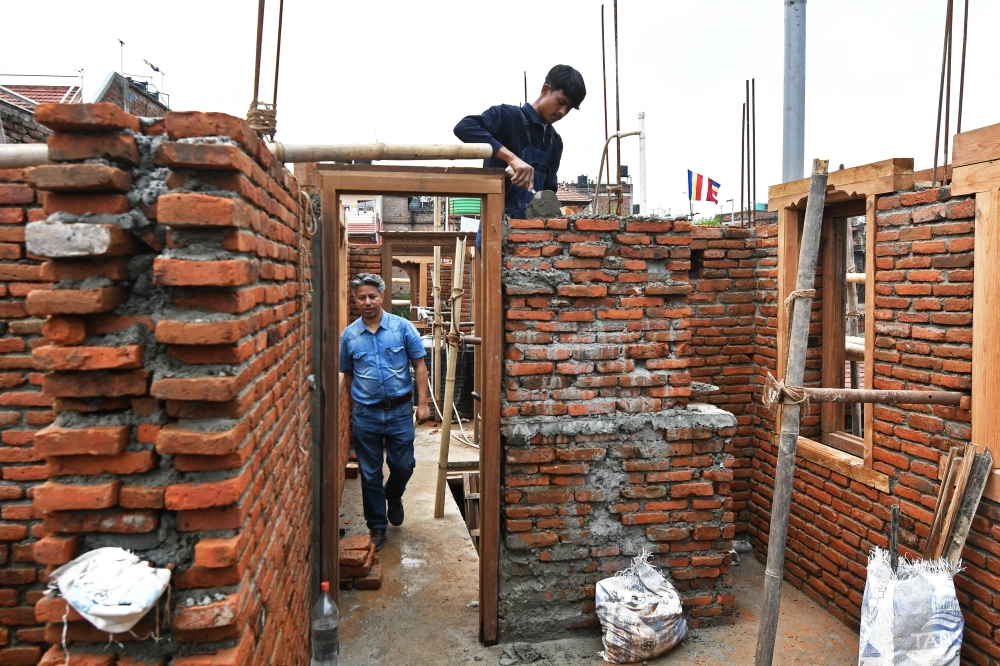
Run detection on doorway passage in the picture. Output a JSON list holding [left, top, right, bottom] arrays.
[[315, 165, 505, 644]]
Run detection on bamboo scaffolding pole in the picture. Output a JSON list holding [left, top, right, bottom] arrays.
[[846, 272, 866, 283], [846, 218, 862, 435], [756, 158, 829, 666], [434, 237, 468, 519], [433, 198, 443, 406], [785, 388, 964, 405]]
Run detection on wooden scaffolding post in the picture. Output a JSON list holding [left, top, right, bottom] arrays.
[[755, 159, 829, 666], [434, 237, 468, 519]]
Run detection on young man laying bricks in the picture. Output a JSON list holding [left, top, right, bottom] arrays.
[[454, 63, 587, 221], [340, 273, 431, 551]]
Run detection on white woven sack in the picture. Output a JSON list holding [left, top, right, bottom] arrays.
[[595, 552, 687, 663], [858, 547, 963, 666], [49, 547, 171, 634]]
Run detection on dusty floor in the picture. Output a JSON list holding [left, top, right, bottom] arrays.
[[338, 424, 859, 665]]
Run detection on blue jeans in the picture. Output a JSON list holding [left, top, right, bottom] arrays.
[[351, 400, 416, 530]]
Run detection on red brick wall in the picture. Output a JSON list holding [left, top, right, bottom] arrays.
[[749, 186, 1000, 664], [0, 166, 52, 665], [498, 216, 739, 638], [1, 103, 313, 665]]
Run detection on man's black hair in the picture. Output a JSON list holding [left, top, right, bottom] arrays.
[[545, 65, 586, 110]]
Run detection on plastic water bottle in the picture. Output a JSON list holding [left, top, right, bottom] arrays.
[[311, 581, 339, 665]]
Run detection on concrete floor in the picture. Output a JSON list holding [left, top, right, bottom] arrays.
[[338, 424, 859, 665]]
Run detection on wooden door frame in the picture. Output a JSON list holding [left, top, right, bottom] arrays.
[[318, 164, 505, 643]]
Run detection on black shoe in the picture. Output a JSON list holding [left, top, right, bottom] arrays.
[[387, 498, 404, 526], [370, 528, 387, 551]]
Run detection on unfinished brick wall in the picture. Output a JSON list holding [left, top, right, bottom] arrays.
[[0, 167, 52, 666], [748, 186, 1000, 663], [688, 222, 769, 534], [0, 101, 51, 146], [0, 103, 313, 665], [498, 216, 738, 639]]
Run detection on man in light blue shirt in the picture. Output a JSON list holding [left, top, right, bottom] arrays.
[[340, 273, 430, 551]]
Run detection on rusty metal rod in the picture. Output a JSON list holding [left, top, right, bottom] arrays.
[[782, 388, 964, 405]]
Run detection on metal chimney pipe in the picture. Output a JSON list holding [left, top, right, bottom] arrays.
[[782, 0, 806, 182]]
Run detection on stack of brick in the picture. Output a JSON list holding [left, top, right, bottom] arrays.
[[0, 165, 52, 666], [338, 534, 381, 590], [498, 216, 738, 638], [7, 103, 313, 665]]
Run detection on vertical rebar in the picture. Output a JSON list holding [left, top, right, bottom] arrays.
[[613, 0, 621, 197], [272, 0, 284, 105], [957, 0, 969, 134], [253, 0, 266, 101], [752, 78, 757, 226], [740, 102, 745, 227], [932, 0, 954, 186], [890, 505, 900, 574], [943, 0, 954, 174]]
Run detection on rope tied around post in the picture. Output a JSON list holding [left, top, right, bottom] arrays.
[[247, 101, 277, 141], [782, 288, 815, 367]]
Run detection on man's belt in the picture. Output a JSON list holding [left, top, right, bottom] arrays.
[[370, 393, 412, 410]]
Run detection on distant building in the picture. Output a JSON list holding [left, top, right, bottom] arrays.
[[0, 72, 168, 146], [0, 83, 81, 144], [92, 72, 168, 118]]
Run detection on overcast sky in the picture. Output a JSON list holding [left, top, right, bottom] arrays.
[[3, 1, 998, 217]]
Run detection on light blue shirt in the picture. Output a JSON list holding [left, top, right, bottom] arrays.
[[340, 312, 426, 405]]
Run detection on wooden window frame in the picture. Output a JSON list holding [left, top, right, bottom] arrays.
[[770, 159, 914, 492], [318, 165, 505, 643], [952, 123, 1000, 501]]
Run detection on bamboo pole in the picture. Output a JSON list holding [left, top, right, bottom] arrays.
[[433, 199, 442, 407], [756, 158, 829, 666], [434, 237, 467, 519], [845, 218, 862, 435], [787, 388, 964, 405]]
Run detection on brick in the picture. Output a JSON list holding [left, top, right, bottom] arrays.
[[556, 285, 607, 298], [0, 184, 35, 205], [25, 286, 128, 316], [156, 421, 250, 455], [33, 344, 143, 371], [119, 485, 165, 509], [47, 131, 140, 164], [158, 192, 254, 228], [41, 316, 86, 345], [35, 102, 141, 132], [33, 480, 121, 511], [42, 370, 149, 398], [164, 111, 257, 152], [152, 257, 257, 287], [43, 192, 131, 216], [34, 424, 128, 456], [164, 469, 251, 510], [32, 535, 78, 565], [42, 509, 158, 534], [28, 164, 132, 192], [155, 318, 251, 346], [154, 142, 255, 175]]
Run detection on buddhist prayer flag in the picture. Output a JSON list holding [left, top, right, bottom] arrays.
[[688, 170, 721, 202]]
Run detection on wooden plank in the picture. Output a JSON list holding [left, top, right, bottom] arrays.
[[793, 436, 890, 492], [925, 447, 958, 556], [316, 163, 507, 177], [319, 180, 342, 599], [310, 170, 504, 195], [821, 431, 865, 458], [952, 160, 1000, 196], [943, 447, 993, 567], [768, 174, 915, 212], [768, 158, 914, 201], [912, 164, 952, 183], [776, 207, 801, 381], [381, 240, 393, 313], [864, 196, 876, 469], [821, 216, 847, 435], [973, 189, 1000, 500], [932, 444, 978, 559], [479, 190, 503, 645], [952, 123, 1000, 167]]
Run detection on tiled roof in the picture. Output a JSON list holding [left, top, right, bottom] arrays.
[[348, 222, 378, 235], [556, 186, 592, 203], [0, 85, 81, 109]]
